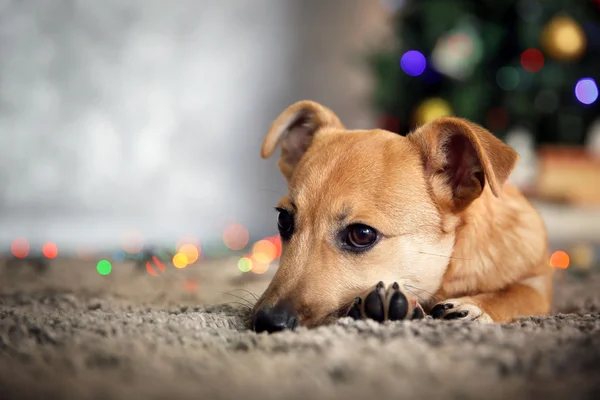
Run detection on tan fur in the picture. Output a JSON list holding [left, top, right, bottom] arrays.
[[255, 101, 554, 327]]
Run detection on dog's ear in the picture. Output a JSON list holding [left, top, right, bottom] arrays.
[[261, 100, 344, 181], [409, 117, 518, 209]]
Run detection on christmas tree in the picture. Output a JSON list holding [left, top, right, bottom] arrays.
[[370, 0, 600, 146]]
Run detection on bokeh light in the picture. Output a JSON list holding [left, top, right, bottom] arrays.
[[252, 240, 277, 264], [11, 238, 29, 259], [550, 250, 570, 269], [112, 249, 127, 262], [520, 49, 544, 72], [178, 244, 199, 264], [42, 242, 58, 259], [238, 257, 253, 273], [400, 50, 427, 77], [184, 279, 199, 293], [267, 235, 283, 260], [173, 252, 188, 268], [223, 223, 249, 250], [121, 229, 144, 254], [251, 261, 270, 275], [496, 67, 520, 90], [447, 34, 473, 58], [575, 78, 598, 105], [97, 260, 112, 275], [414, 97, 453, 125]]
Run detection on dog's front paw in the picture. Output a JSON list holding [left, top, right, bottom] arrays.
[[347, 281, 424, 322], [430, 298, 493, 323]]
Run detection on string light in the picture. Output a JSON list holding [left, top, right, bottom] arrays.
[[172, 253, 188, 269], [400, 50, 426, 77], [223, 223, 249, 251], [121, 229, 144, 254], [252, 240, 277, 264], [520, 49, 544, 72], [496, 67, 520, 91], [178, 244, 199, 264], [575, 78, 598, 105], [550, 250, 570, 269], [238, 256, 252, 272]]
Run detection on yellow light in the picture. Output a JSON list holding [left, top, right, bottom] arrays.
[[173, 252, 188, 269], [541, 16, 586, 62], [238, 257, 252, 272], [252, 240, 277, 264], [251, 261, 270, 275], [179, 244, 199, 264], [414, 98, 453, 126]]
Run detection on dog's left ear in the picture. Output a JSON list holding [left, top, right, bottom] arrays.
[[261, 101, 344, 182], [409, 117, 519, 209]]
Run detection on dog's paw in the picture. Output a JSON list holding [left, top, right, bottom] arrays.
[[347, 281, 424, 322], [430, 297, 493, 323]]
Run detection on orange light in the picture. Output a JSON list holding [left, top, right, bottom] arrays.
[[42, 242, 58, 259], [252, 240, 277, 263], [550, 250, 570, 269], [251, 261, 270, 275], [223, 223, 249, 250], [178, 244, 199, 264], [184, 279, 199, 293], [146, 261, 159, 276], [121, 229, 144, 254], [11, 238, 29, 259], [267, 235, 282, 259]]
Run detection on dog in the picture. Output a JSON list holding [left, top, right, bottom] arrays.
[[252, 100, 553, 333]]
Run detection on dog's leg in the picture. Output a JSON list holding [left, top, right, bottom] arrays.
[[347, 281, 425, 322], [429, 274, 553, 323]]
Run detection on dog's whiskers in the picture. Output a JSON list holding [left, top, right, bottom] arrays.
[[227, 288, 259, 301], [222, 291, 257, 307], [218, 301, 253, 311], [403, 284, 443, 303]]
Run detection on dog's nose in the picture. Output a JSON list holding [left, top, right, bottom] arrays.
[[253, 305, 298, 333]]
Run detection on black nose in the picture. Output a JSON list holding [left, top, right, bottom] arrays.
[[253, 305, 298, 333]]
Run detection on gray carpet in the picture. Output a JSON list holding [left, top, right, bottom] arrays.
[[1, 259, 600, 400]]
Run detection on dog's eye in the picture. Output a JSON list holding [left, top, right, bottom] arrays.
[[346, 224, 378, 249], [276, 208, 295, 240]]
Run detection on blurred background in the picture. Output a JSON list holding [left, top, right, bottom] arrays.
[[1, 0, 600, 283]]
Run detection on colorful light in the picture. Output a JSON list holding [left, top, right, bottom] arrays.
[[172, 252, 188, 269], [42, 242, 58, 259], [184, 279, 199, 293], [550, 250, 570, 269], [447, 34, 473, 58], [97, 260, 112, 275], [238, 257, 253, 272], [251, 261, 270, 275], [11, 238, 29, 259], [252, 240, 277, 264], [400, 50, 426, 77], [496, 67, 520, 91], [520, 49, 544, 73], [575, 78, 598, 105], [267, 235, 282, 259], [112, 249, 127, 262], [223, 223, 249, 251], [178, 244, 199, 264]]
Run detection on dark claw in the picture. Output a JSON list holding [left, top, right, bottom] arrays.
[[364, 289, 385, 322], [411, 306, 424, 320], [388, 290, 409, 321], [431, 303, 454, 319], [443, 310, 468, 320], [348, 297, 362, 320]]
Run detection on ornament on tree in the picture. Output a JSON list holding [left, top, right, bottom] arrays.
[[505, 127, 538, 190], [431, 21, 483, 80], [541, 15, 587, 62], [413, 98, 452, 126], [586, 119, 600, 159]]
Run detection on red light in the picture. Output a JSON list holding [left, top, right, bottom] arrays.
[[520, 49, 544, 73], [11, 238, 29, 258], [42, 242, 58, 259]]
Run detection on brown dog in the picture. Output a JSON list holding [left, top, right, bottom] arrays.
[[252, 100, 553, 333]]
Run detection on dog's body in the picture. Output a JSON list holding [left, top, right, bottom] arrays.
[[252, 101, 553, 333]]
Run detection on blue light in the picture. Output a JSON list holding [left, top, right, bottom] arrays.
[[575, 78, 599, 105], [400, 50, 427, 77]]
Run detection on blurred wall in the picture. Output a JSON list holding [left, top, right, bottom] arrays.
[[0, 0, 392, 253]]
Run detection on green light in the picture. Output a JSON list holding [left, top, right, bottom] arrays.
[[496, 67, 520, 91], [97, 260, 112, 275], [237, 257, 252, 273]]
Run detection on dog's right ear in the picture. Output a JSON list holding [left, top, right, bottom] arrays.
[[261, 100, 344, 181]]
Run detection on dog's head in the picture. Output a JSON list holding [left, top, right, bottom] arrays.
[[252, 101, 518, 332]]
